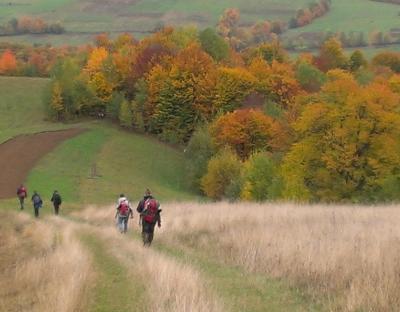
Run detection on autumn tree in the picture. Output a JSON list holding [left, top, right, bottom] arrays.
[[201, 149, 242, 200], [282, 75, 400, 202], [247, 41, 288, 65], [249, 58, 301, 109], [50, 81, 64, 120], [315, 38, 348, 72], [372, 51, 400, 73], [210, 109, 285, 160], [251, 21, 271, 44], [213, 67, 256, 113], [145, 43, 217, 142], [217, 8, 240, 39], [0, 49, 17, 74], [84, 47, 115, 104]]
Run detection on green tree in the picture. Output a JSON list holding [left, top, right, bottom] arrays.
[[349, 50, 367, 72], [185, 125, 216, 191], [119, 100, 133, 128], [199, 28, 229, 62], [296, 61, 326, 92], [241, 153, 279, 201]]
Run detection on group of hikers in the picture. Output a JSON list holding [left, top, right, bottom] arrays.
[[17, 184, 161, 246], [17, 184, 62, 217], [115, 189, 162, 246]]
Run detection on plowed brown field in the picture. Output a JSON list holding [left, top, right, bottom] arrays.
[[0, 129, 84, 199]]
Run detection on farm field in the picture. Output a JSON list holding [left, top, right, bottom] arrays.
[[289, 0, 400, 34], [1, 0, 400, 48]]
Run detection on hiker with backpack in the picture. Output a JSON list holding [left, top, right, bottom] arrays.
[[50, 190, 62, 215], [115, 194, 133, 233], [31, 191, 43, 218], [136, 189, 161, 246], [16, 184, 27, 210]]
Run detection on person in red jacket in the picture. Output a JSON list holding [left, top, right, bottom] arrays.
[[16, 184, 27, 210]]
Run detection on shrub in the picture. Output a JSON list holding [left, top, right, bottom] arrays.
[[185, 126, 215, 191], [201, 149, 242, 200], [240, 153, 279, 201]]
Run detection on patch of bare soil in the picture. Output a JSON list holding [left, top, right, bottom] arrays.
[[0, 128, 84, 199]]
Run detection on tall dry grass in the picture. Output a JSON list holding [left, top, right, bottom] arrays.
[[78, 205, 224, 312], [156, 202, 400, 312], [0, 213, 91, 312]]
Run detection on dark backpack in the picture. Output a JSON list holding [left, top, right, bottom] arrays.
[[53, 194, 62, 205], [33, 195, 42, 206], [118, 201, 130, 217], [142, 199, 158, 223]]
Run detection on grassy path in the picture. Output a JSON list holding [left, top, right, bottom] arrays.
[[68, 212, 322, 312], [80, 233, 148, 312], [152, 241, 321, 312]]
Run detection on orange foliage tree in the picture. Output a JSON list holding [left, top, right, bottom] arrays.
[[210, 109, 285, 160], [0, 50, 17, 74], [145, 43, 218, 142], [249, 58, 301, 109]]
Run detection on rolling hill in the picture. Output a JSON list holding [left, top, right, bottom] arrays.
[[1, 0, 399, 50]]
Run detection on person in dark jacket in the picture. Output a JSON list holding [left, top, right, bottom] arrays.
[[16, 184, 28, 210], [31, 191, 43, 218], [136, 189, 161, 246], [51, 190, 62, 215]]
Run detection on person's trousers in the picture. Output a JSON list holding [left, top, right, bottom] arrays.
[[118, 216, 128, 233], [142, 221, 155, 246], [19, 197, 24, 210], [54, 204, 60, 215], [34, 206, 39, 218]]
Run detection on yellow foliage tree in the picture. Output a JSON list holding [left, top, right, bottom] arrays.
[[282, 77, 400, 202], [50, 81, 64, 120]]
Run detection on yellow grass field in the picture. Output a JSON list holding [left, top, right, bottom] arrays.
[[79, 202, 400, 311], [2, 202, 400, 311]]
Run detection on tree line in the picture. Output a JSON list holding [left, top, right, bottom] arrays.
[[42, 27, 400, 203], [0, 17, 65, 36]]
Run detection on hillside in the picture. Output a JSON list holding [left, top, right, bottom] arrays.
[[0, 76, 195, 207], [1, 0, 400, 49]]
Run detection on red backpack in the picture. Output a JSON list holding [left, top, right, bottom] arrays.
[[143, 198, 158, 223], [118, 201, 130, 216]]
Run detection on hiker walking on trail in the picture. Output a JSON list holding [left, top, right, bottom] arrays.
[[137, 189, 161, 246], [115, 194, 133, 233], [16, 184, 27, 210], [51, 190, 62, 215], [31, 191, 43, 218]]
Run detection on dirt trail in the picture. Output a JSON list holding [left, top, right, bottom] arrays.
[[0, 129, 84, 199]]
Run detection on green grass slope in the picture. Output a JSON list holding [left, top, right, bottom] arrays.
[[0, 76, 195, 211], [288, 0, 400, 34], [27, 124, 196, 209], [0, 76, 70, 143]]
